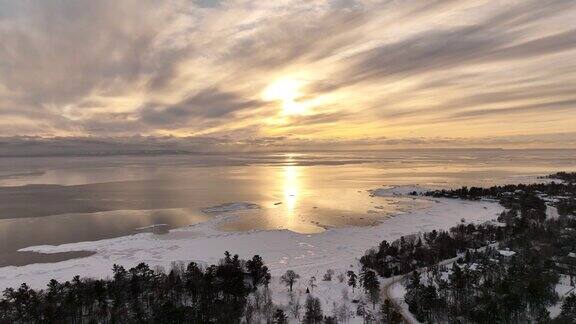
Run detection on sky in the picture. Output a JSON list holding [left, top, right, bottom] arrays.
[[1, 0, 576, 150]]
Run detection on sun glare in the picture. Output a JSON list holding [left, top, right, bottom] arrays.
[[262, 78, 307, 115]]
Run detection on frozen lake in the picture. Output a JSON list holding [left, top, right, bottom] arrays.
[[0, 149, 575, 268]]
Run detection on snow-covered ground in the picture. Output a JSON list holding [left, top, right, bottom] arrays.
[[549, 275, 576, 318], [384, 225, 574, 323], [388, 282, 421, 324], [369, 185, 428, 197], [0, 188, 504, 321]]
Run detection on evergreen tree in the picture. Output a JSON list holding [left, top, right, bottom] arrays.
[[246, 255, 271, 289], [303, 295, 323, 324], [361, 269, 380, 308], [273, 308, 288, 324], [346, 271, 357, 292], [380, 299, 402, 324], [323, 316, 337, 324], [560, 293, 576, 321]]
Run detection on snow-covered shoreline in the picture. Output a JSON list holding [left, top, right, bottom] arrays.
[[0, 190, 504, 292]]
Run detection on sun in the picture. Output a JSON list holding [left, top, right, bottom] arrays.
[[262, 78, 307, 115]]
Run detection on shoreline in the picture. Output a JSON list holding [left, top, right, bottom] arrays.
[[0, 194, 503, 291]]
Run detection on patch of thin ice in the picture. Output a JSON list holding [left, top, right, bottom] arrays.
[[201, 202, 260, 214], [135, 224, 169, 230]]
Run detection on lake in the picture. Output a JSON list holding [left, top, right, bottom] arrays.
[[0, 149, 575, 267]]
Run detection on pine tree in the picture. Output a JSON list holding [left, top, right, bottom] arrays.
[[380, 299, 402, 324], [560, 293, 576, 321], [303, 296, 323, 323], [273, 308, 288, 324], [404, 271, 423, 320], [347, 271, 357, 292], [246, 255, 271, 289], [360, 269, 380, 308]]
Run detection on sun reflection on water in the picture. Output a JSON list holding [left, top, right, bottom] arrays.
[[283, 155, 300, 228]]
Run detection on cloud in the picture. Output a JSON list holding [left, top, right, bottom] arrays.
[[194, 0, 223, 9], [0, 0, 574, 146], [1, 131, 576, 158], [0, 1, 174, 101], [139, 88, 263, 127], [332, 2, 576, 88], [448, 99, 576, 120]]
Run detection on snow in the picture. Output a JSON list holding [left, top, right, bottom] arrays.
[[549, 275, 576, 318], [485, 220, 507, 227], [267, 274, 366, 323], [0, 188, 504, 322], [388, 280, 421, 324], [497, 249, 516, 257], [383, 246, 494, 323], [388, 282, 406, 301], [370, 185, 427, 197], [547, 205, 560, 219]]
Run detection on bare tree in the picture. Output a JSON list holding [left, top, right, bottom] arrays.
[[261, 288, 274, 322], [288, 294, 302, 320], [244, 298, 255, 324], [281, 270, 300, 292], [323, 269, 335, 281], [309, 276, 317, 293], [334, 301, 351, 322]]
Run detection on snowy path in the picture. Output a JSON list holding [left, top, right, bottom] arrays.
[[384, 243, 500, 323], [384, 256, 461, 324]]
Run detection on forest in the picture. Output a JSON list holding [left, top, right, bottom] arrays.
[[0, 253, 274, 323], [360, 172, 576, 323]]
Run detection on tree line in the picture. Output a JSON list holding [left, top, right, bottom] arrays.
[[1, 252, 271, 323]]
